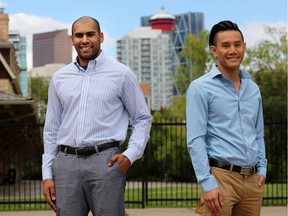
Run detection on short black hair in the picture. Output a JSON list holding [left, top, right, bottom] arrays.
[[208, 20, 244, 46], [71, 16, 101, 35]]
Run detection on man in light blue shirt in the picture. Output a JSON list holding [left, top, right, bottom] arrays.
[[42, 16, 152, 216], [186, 20, 267, 216]]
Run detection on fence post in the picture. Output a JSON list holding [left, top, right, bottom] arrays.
[[142, 144, 149, 208]]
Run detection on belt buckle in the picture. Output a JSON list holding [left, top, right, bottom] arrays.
[[75, 148, 82, 157], [240, 166, 253, 175]]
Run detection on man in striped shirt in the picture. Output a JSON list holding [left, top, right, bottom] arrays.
[[42, 16, 152, 216]]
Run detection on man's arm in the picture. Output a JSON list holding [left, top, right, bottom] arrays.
[[255, 94, 267, 178], [42, 77, 62, 180], [186, 82, 223, 215], [42, 78, 62, 211], [186, 82, 218, 192], [117, 69, 152, 165]]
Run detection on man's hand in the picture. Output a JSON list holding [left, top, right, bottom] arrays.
[[204, 188, 223, 216], [258, 175, 265, 187], [43, 179, 56, 212], [108, 154, 131, 175]]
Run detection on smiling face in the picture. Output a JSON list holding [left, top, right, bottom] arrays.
[[210, 30, 246, 75], [71, 17, 104, 67]]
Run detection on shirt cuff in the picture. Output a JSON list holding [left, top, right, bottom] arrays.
[[122, 147, 142, 165], [42, 154, 55, 181], [257, 167, 267, 178], [201, 175, 219, 193]]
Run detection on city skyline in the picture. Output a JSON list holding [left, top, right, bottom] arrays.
[[2, 0, 287, 69]]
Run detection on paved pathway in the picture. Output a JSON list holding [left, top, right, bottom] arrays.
[[0, 206, 286, 216]]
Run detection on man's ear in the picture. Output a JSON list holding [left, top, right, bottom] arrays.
[[210, 45, 217, 57], [70, 36, 74, 45], [100, 32, 104, 43]]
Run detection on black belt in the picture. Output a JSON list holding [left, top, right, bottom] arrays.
[[60, 142, 119, 156], [209, 158, 257, 175]]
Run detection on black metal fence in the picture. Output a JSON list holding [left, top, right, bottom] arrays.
[[0, 120, 287, 211]]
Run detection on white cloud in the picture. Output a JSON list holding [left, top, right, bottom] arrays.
[[9, 13, 116, 70], [241, 21, 287, 48], [8, 13, 287, 70], [0, 1, 7, 8]]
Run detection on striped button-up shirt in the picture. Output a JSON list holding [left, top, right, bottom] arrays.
[[42, 51, 152, 180]]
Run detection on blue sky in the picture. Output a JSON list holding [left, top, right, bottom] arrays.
[[2, 0, 287, 69]]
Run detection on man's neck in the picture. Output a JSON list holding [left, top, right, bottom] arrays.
[[217, 65, 240, 82], [77, 57, 88, 70]]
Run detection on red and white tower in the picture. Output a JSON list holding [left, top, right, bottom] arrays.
[[149, 7, 176, 32]]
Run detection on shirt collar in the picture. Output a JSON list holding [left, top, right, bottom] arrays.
[[73, 50, 107, 70], [210, 64, 251, 79]]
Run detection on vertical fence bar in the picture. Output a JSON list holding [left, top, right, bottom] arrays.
[[0, 120, 287, 210]]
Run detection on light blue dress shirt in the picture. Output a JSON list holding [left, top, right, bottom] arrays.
[[186, 65, 267, 192], [42, 51, 152, 180]]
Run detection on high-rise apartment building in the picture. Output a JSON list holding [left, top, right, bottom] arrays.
[[117, 8, 177, 111], [33, 29, 72, 67], [118, 8, 204, 111], [9, 32, 28, 96], [142, 11, 204, 68]]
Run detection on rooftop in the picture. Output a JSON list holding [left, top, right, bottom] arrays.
[[150, 7, 175, 20]]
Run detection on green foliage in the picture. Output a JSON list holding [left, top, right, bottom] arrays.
[[29, 77, 49, 123], [21, 156, 42, 180], [253, 70, 287, 120], [153, 96, 186, 119], [30, 76, 49, 104], [147, 118, 194, 182], [243, 26, 287, 74], [174, 30, 210, 95], [169, 96, 186, 119], [242, 26, 287, 122]]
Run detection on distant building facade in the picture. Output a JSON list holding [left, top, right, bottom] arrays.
[[142, 11, 204, 63], [29, 63, 66, 80], [33, 29, 72, 67], [0, 7, 8, 41], [9, 32, 28, 96], [0, 7, 21, 95], [118, 8, 204, 111], [117, 8, 177, 111]]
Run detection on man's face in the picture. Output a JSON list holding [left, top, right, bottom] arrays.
[[210, 30, 246, 73], [71, 18, 104, 66]]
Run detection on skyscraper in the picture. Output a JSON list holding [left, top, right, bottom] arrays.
[[118, 8, 204, 111], [9, 32, 28, 96], [117, 8, 176, 111], [33, 29, 72, 67], [142, 11, 204, 67]]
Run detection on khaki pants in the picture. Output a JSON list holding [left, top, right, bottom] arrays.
[[203, 167, 264, 216]]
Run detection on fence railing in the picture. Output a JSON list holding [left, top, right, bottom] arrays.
[[0, 120, 287, 211]]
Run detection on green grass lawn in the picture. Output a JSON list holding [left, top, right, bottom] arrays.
[[0, 183, 286, 211]]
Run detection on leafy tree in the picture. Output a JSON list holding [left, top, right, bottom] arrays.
[[29, 76, 49, 123], [173, 30, 210, 95], [147, 117, 194, 182], [242, 26, 287, 182], [242, 26, 287, 121], [169, 96, 186, 119]]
